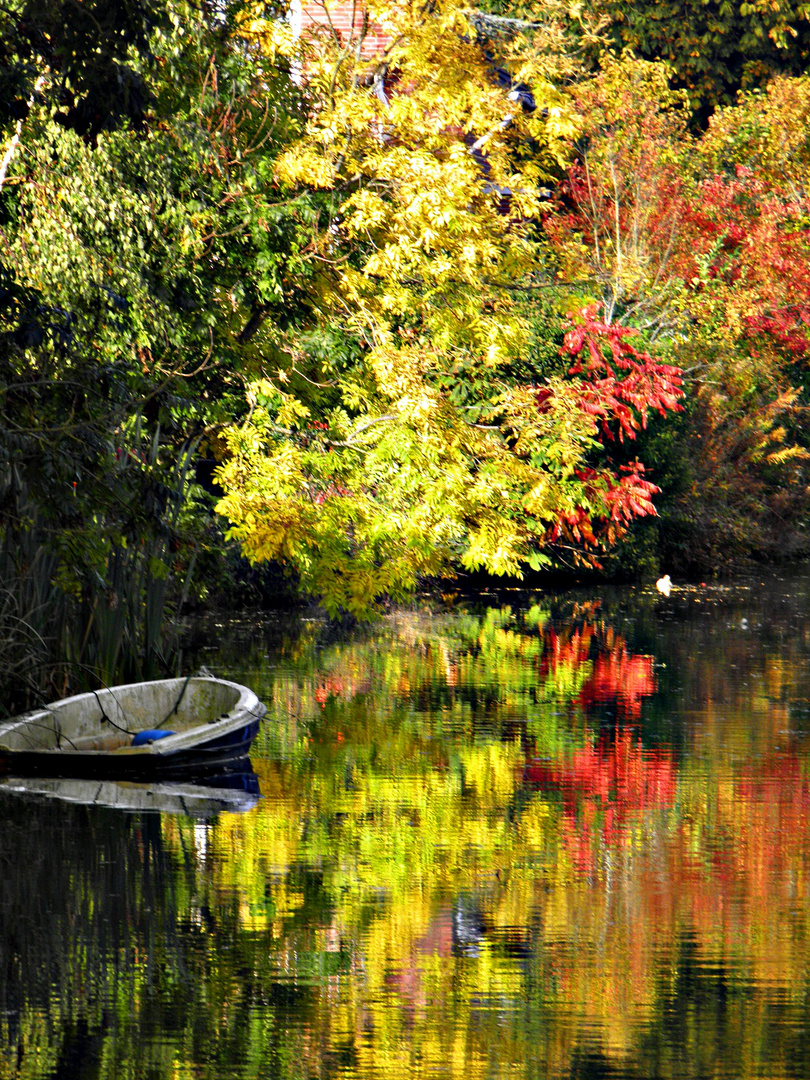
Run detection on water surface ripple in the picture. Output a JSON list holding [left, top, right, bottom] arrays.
[[3, 571, 810, 1079]]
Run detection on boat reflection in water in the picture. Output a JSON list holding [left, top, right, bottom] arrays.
[[0, 763, 261, 817]]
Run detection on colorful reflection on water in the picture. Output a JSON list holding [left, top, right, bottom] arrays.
[[3, 571, 810, 1079]]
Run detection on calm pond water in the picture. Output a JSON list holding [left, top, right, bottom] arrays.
[[3, 569, 810, 1079]]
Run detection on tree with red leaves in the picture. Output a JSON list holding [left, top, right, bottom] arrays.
[[544, 59, 810, 572]]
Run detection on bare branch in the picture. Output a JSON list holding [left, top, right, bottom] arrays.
[[0, 74, 46, 192]]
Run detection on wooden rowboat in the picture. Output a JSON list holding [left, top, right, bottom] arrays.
[[0, 675, 266, 778]]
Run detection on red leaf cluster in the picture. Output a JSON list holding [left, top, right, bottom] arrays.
[[678, 167, 810, 359], [563, 308, 684, 442], [538, 310, 683, 554]]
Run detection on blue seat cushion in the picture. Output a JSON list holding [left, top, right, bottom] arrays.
[[131, 729, 176, 746]]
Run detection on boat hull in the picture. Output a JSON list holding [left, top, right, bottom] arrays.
[[0, 716, 262, 779]]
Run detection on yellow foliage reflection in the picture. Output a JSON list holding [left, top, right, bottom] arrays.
[[159, 586, 810, 1079]]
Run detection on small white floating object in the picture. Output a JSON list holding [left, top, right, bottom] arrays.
[[656, 574, 672, 597]]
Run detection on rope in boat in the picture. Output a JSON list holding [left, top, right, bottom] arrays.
[[58, 676, 198, 750], [16, 714, 80, 752], [160, 674, 193, 728], [92, 688, 135, 736]]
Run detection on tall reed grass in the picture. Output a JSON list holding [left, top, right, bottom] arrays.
[[0, 422, 201, 716]]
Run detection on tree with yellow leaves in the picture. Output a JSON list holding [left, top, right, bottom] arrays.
[[215, 0, 683, 616]]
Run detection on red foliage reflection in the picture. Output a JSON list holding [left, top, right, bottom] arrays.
[[541, 613, 658, 720], [526, 730, 676, 814], [525, 729, 677, 870], [580, 642, 657, 720]]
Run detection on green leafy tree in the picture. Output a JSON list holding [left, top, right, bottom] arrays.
[[0, 0, 308, 703], [594, 0, 810, 120]]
